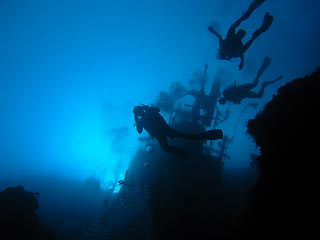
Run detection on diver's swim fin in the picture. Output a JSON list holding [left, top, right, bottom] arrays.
[[260, 56, 272, 73], [253, 0, 266, 8], [262, 12, 273, 30]]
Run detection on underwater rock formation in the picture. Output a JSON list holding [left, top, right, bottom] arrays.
[[242, 67, 320, 238], [80, 67, 320, 239], [0, 185, 56, 240]]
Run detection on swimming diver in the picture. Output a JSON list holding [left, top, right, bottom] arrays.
[[218, 56, 283, 105], [208, 0, 273, 70], [133, 105, 223, 156]]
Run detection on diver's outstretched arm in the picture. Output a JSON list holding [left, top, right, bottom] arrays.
[[134, 115, 144, 134], [208, 26, 223, 43]]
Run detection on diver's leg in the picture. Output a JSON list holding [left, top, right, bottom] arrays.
[[242, 0, 266, 20], [247, 81, 269, 99], [246, 91, 264, 99], [236, 83, 258, 93], [168, 127, 223, 141], [253, 0, 266, 8], [188, 129, 223, 140], [167, 126, 208, 140], [261, 75, 283, 88], [227, 0, 266, 37], [156, 136, 186, 156], [247, 75, 283, 99], [243, 12, 274, 53], [156, 136, 171, 152], [168, 129, 195, 140]]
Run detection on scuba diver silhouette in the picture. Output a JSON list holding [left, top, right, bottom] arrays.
[[218, 56, 283, 105], [208, 0, 273, 70], [133, 105, 223, 156]]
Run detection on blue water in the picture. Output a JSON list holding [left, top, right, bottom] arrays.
[[1, 0, 319, 238]]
